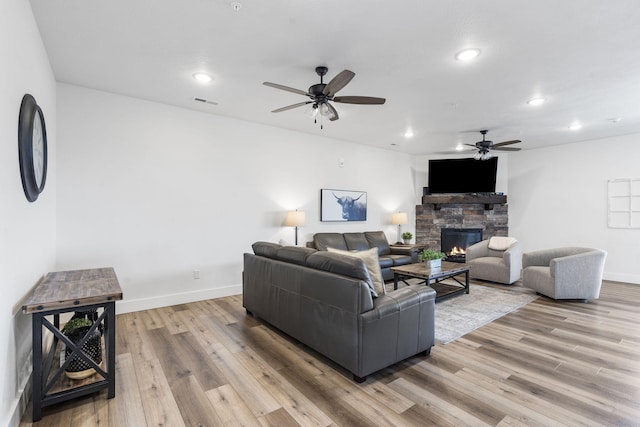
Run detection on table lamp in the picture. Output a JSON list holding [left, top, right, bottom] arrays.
[[285, 210, 306, 245], [391, 212, 408, 244]]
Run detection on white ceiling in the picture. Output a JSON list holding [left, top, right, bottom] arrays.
[[30, 0, 640, 155]]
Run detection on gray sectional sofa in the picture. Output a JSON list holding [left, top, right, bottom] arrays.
[[243, 242, 436, 382], [309, 231, 420, 281]]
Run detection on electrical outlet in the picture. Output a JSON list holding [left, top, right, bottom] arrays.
[[193, 270, 200, 279]]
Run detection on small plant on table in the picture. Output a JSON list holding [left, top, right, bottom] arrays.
[[419, 248, 446, 270]]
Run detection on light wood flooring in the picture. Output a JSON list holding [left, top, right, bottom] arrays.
[[20, 279, 640, 426]]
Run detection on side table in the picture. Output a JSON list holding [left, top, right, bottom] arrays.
[[22, 267, 123, 421]]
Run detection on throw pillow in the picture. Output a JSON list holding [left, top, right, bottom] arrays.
[[488, 236, 517, 251], [327, 247, 386, 295]]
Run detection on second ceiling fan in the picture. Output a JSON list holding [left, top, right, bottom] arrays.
[[467, 130, 522, 160], [263, 66, 386, 128]]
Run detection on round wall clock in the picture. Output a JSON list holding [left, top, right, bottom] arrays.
[[18, 94, 48, 202]]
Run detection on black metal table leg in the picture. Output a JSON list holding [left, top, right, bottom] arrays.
[[465, 269, 470, 294], [105, 301, 116, 398], [32, 312, 43, 422]]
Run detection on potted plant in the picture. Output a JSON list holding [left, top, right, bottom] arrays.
[[62, 317, 102, 380], [419, 248, 446, 270], [401, 232, 413, 244]]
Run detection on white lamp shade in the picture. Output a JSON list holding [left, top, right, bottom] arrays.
[[285, 210, 306, 227], [391, 212, 408, 225]]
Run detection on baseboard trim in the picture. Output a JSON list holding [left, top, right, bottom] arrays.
[[5, 368, 32, 427], [115, 284, 243, 314], [604, 272, 640, 285]]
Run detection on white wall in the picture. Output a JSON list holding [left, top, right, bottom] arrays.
[[1, 1, 57, 426], [56, 84, 417, 313], [509, 133, 640, 284]]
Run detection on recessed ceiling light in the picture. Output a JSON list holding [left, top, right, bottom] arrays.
[[404, 129, 414, 138], [527, 98, 545, 106], [608, 117, 623, 123], [193, 73, 212, 83], [455, 144, 464, 151], [455, 48, 481, 62], [568, 123, 582, 130]]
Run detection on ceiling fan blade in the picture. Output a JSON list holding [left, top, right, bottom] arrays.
[[492, 139, 521, 147], [263, 82, 309, 97], [333, 96, 386, 105], [492, 146, 521, 151], [465, 143, 479, 148], [272, 101, 311, 113], [327, 103, 339, 121], [323, 70, 355, 96]]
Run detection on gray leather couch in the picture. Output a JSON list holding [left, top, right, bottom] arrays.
[[243, 242, 436, 382], [309, 231, 420, 281]]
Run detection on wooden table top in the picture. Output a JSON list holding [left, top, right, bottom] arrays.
[[22, 267, 123, 314], [390, 261, 470, 280]]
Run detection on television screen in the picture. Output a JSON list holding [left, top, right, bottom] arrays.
[[428, 157, 498, 194]]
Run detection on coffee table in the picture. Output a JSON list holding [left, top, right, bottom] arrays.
[[391, 261, 470, 301]]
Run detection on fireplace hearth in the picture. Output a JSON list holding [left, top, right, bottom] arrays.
[[441, 228, 483, 263]]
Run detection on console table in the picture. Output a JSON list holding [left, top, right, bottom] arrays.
[[22, 267, 123, 421]]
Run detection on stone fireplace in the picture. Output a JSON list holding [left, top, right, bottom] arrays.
[[416, 194, 508, 255]]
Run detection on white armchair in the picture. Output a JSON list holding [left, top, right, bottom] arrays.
[[466, 237, 522, 285], [522, 247, 607, 301]]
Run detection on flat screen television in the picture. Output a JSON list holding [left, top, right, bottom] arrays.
[[428, 157, 498, 194]]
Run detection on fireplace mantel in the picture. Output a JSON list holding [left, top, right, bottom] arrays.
[[422, 194, 507, 210]]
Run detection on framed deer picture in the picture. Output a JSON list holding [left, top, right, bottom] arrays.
[[321, 189, 367, 222]]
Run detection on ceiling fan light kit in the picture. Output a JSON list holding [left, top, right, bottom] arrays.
[[263, 66, 385, 129], [473, 150, 493, 161]]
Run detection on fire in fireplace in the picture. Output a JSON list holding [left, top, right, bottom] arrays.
[[440, 228, 483, 262]]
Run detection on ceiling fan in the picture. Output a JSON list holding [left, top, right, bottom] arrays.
[[263, 66, 386, 129], [467, 130, 522, 160]]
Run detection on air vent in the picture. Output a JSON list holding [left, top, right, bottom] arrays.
[[193, 97, 218, 105]]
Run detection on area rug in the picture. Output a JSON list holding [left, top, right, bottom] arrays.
[[434, 283, 538, 344]]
